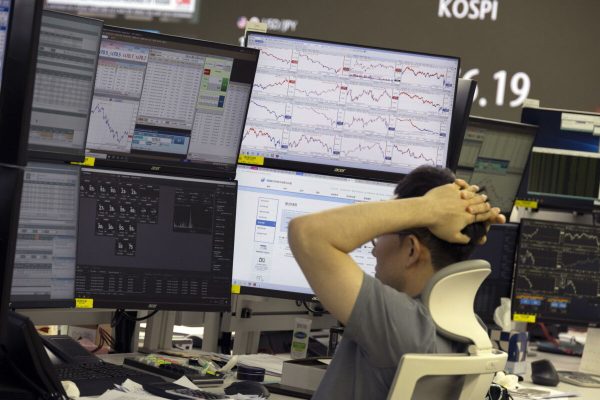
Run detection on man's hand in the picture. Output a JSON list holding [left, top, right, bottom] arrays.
[[423, 181, 503, 244]]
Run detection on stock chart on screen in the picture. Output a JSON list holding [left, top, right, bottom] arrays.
[[242, 33, 459, 177]]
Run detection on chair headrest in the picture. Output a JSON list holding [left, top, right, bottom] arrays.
[[421, 259, 493, 351]]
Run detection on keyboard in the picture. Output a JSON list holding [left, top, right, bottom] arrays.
[[124, 355, 224, 385], [54, 362, 164, 396], [558, 371, 600, 388]]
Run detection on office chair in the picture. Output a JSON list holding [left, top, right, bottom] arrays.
[[387, 260, 508, 400]]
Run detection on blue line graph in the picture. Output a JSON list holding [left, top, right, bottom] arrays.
[[87, 97, 138, 152]]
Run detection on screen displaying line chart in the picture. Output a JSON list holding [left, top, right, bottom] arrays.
[[512, 219, 600, 325], [242, 33, 459, 175]]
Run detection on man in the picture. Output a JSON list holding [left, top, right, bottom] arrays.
[[287, 165, 505, 399]]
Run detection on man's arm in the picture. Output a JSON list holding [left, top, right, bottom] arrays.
[[287, 182, 501, 324]]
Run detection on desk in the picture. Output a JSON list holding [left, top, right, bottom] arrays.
[[100, 353, 299, 399], [521, 351, 600, 399]]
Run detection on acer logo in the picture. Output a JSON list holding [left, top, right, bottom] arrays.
[[333, 168, 346, 173], [150, 166, 161, 171], [438, 0, 499, 21]]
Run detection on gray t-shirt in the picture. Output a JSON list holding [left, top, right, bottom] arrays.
[[313, 273, 462, 400]]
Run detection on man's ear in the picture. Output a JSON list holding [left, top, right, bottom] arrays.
[[406, 234, 422, 268]]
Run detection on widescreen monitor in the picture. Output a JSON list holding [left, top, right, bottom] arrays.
[[84, 26, 259, 179], [241, 32, 460, 182], [468, 223, 518, 324], [512, 219, 600, 326], [455, 116, 538, 215], [0, 166, 24, 342], [27, 11, 103, 162], [74, 168, 237, 311], [46, 0, 198, 20], [9, 162, 80, 309], [519, 106, 600, 211], [232, 165, 396, 300], [0, 0, 43, 165]]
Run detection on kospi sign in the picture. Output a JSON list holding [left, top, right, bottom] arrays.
[[438, 0, 499, 21]]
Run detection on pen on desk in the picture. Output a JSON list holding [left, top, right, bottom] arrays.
[[543, 393, 580, 399]]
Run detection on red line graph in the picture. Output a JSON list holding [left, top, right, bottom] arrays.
[[392, 144, 436, 164], [298, 53, 343, 74], [260, 50, 292, 65], [397, 66, 446, 81], [341, 141, 386, 159], [242, 127, 282, 148], [395, 117, 439, 134], [351, 60, 395, 71], [347, 87, 393, 103], [253, 78, 289, 91], [397, 91, 442, 108], [294, 83, 340, 98], [345, 114, 390, 130], [287, 134, 334, 153], [294, 105, 337, 127]]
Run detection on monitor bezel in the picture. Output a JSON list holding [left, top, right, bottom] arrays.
[[511, 218, 600, 327], [243, 31, 461, 184], [26, 10, 104, 164], [0, 166, 24, 342], [517, 106, 600, 213], [74, 168, 237, 312], [85, 25, 260, 181], [470, 222, 519, 325], [446, 78, 477, 173], [0, 0, 43, 166]]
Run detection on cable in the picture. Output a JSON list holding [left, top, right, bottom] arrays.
[[302, 300, 324, 316], [111, 308, 160, 327]]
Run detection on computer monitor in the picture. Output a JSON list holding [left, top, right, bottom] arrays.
[[0, 0, 43, 165], [446, 78, 476, 172], [241, 32, 460, 182], [84, 26, 259, 179], [519, 106, 600, 212], [468, 223, 518, 324], [46, 0, 198, 20], [27, 10, 103, 162], [9, 162, 80, 309], [232, 165, 396, 300], [0, 166, 24, 342], [74, 168, 237, 311], [455, 116, 538, 215], [512, 218, 600, 326]]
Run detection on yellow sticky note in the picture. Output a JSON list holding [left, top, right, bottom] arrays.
[[70, 157, 96, 167], [238, 154, 264, 166], [514, 200, 538, 209], [231, 284, 241, 294], [75, 298, 94, 309], [513, 313, 536, 323]]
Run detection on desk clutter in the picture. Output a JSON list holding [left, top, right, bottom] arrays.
[[123, 354, 225, 385]]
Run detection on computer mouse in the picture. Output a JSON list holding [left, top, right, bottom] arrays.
[[531, 359, 560, 386], [224, 381, 270, 398]]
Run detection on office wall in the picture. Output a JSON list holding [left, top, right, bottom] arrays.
[[91, 0, 600, 122]]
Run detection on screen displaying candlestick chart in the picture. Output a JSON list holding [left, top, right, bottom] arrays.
[[241, 33, 460, 179]]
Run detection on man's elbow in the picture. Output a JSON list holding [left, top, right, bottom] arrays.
[[288, 216, 315, 256]]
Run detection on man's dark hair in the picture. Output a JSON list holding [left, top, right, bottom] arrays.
[[394, 165, 486, 270]]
